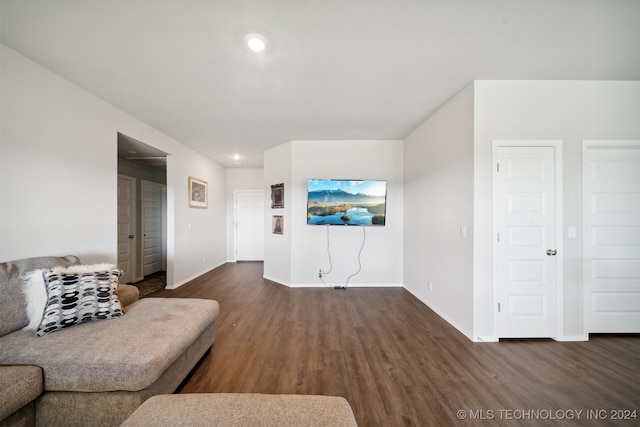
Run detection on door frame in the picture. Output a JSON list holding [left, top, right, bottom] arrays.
[[582, 140, 640, 336], [233, 189, 265, 262], [492, 140, 564, 339]]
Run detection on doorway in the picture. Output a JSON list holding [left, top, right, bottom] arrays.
[[583, 140, 640, 333], [235, 190, 265, 261], [117, 133, 168, 283], [493, 141, 563, 338]]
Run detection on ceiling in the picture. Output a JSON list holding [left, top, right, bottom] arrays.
[[1, 1, 638, 168]]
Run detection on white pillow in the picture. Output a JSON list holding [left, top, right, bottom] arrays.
[[22, 269, 48, 330], [50, 263, 117, 274]]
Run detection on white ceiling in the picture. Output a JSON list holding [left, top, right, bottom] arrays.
[[1, 0, 638, 168]]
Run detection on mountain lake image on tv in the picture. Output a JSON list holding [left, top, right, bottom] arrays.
[[307, 179, 387, 226]]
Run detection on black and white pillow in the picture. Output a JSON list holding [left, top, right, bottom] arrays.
[[23, 264, 124, 336]]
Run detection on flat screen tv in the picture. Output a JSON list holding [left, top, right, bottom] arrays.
[[307, 179, 387, 226]]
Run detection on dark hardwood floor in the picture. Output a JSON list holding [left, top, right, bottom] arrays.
[[155, 262, 639, 426]]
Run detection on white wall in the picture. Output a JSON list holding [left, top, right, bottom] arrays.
[[263, 142, 293, 284], [264, 140, 403, 287], [473, 81, 640, 339], [169, 151, 226, 288], [0, 44, 227, 288], [403, 84, 475, 339], [1, 44, 119, 262], [225, 168, 264, 261]]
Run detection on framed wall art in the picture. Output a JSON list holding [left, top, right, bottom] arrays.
[[272, 215, 284, 234], [271, 183, 284, 208], [189, 176, 208, 208]]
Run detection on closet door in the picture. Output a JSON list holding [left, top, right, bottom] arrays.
[[494, 144, 559, 338], [142, 180, 165, 276], [583, 141, 640, 333]]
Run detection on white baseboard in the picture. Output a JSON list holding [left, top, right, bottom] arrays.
[[262, 275, 290, 287], [167, 261, 225, 289], [288, 282, 403, 288], [404, 287, 474, 342], [473, 336, 499, 343], [554, 335, 589, 342], [261, 278, 403, 288]]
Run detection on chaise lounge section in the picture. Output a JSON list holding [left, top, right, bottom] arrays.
[[0, 256, 220, 427]]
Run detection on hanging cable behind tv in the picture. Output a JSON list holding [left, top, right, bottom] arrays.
[[318, 226, 333, 286], [318, 225, 366, 290]]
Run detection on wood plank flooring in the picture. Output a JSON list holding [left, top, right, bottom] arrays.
[[155, 262, 639, 426]]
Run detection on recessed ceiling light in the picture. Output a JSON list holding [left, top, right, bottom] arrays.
[[233, 154, 240, 160], [245, 33, 267, 52]]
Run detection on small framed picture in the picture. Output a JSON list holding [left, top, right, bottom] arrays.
[[272, 215, 284, 234], [271, 183, 284, 208], [189, 176, 208, 208]]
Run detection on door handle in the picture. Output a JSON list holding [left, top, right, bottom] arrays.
[[546, 249, 557, 256], [129, 235, 134, 239]]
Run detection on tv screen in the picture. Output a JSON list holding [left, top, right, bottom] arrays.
[[307, 179, 387, 226]]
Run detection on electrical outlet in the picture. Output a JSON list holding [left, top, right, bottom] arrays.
[[318, 269, 323, 278], [202, 256, 206, 264], [429, 281, 433, 291]]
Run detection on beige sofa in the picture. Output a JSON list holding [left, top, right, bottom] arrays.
[[0, 256, 220, 427]]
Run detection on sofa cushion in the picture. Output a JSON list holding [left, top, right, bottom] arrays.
[[0, 365, 43, 421], [0, 298, 219, 392], [0, 256, 80, 337], [119, 394, 359, 427], [36, 267, 124, 336]]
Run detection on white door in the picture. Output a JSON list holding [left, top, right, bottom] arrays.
[[235, 191, 264, 261], [493, 145, 559, 338], [142, 180, 164, 276], [117, 176, 135, 283], [583, 142, 640, 333]]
